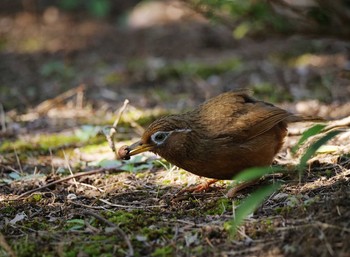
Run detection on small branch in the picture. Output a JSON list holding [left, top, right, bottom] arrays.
[[103, 99, 129, 156], [0, 103, 6, 133], [13, 147, 23, 174], [80, 209, 134, 257], [62, 150, 77, 188], [16, 168, 123, 199], [76, 85, 84, 109], [113, 99, 129, 129], [99, 198, 167, 209], [36, 84, 86, 115]]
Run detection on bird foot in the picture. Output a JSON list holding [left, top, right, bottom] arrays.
[[177, 179, 218, 195]]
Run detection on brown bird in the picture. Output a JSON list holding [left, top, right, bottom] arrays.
[[118, 89, 322, 196]]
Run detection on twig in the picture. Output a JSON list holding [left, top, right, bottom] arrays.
[[34, 84, 86, 115], [0, 232, 16, 257], [205, 237, 215, 248], [70, 201, 107, 210], [0, 103, 6, 132], [103, 99, 129, 156], [13, 147, 23, 174], [16, 168, 123, 199], [324, 116, 350, 131], [62, 150, 77, 188], [288, 116, 350, 137], [113, 99, 130, 129], [80, 209, 134, 257], [0, 164, 20, 174], [67, 181, 104, 192], [98, 198, 167, 209], [76, 84, 84, 109], [49, 148, 55, 174]]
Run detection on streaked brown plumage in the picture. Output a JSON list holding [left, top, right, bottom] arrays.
[[118, 89, 322, 193]]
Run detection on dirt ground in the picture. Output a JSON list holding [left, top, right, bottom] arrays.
[[1, 2, 350, 257]]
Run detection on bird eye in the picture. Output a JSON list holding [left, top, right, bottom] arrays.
[[151, 131, 169, 144]]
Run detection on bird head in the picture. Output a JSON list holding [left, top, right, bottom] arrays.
[[118, 115, 192, 160]]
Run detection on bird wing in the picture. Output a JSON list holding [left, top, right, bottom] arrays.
[[197, 91, 292, 141], [241, 104, 291, 140]]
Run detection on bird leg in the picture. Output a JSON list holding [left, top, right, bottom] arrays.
[[178, 179, 219, 194], [226, 179, 259, 198]]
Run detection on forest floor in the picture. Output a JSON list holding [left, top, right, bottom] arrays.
[[1, 2, 350, 257]]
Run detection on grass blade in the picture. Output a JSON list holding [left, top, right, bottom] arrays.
[[292, 124, 326, 153], [298, 130, 342, 170], [228, 183, 281, 236], [233, 166, 282, 183]]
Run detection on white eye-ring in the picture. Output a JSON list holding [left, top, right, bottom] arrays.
[[150, 129, 191, 145], [151, 131, 171, 144]]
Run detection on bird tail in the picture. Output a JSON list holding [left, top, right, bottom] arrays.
[[285, 114, 326, 123]]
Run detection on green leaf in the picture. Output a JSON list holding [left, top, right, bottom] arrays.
[[233, 166, 282, 183], [298, 130, 342, 170], [292, 124, 326, 153], [9, 172, 20, 180], [66, 219, 85, 225], [228, 183, 281, 236], [75, 125, 101, 142], [95, 159, 122, 168]]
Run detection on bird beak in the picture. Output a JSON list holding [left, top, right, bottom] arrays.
[[127, 141, 154, 156]]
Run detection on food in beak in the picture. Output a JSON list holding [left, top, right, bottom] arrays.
[[117, 145, 131, 160]]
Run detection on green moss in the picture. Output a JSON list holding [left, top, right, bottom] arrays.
[[82, 243, 113, 256], [104, 72, 123, 85], [274, 205, 292, 215], [140, 227, 172, 241], [64, 250, 79, 257], [11, 237, 40, 257], [30, 194, 43, 202], [25, 218, 50, 230], [260, 218, 275, 233], [1, 205, 16, 214], [62, 236, 117, 257], [0, 132, 105, 153], [104, 210, 136, 226], [191, 245, 205, 256], [79, 142, 109, 154], [135, 172, 147, 179], [151, 246, 174, 257], [161, 179, 172, 185], [0, 135, 78, 152], [205, 198, 232, 215]]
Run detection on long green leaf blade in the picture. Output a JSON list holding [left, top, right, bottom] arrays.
[[292, 124, 326, 153], [298, 130, 342, 170], [229, 183, 281, 236], [233, 166, 282, 183]]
